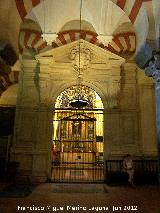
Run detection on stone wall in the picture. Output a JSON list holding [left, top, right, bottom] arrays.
[[11, 44, 157, 182], [105, 63, 157, 160]]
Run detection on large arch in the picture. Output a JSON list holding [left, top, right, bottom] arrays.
[[15, 0, 148, 24], [51, 84, 105, 182], [9, 27, 158, 183], [50, 80, 106, 110], [15, 0, 148, 52], [19, 29, 136, 56]]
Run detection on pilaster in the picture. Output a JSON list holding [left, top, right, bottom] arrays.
[[120, 62, 138, 109], [36, 56, 53, 106], [11, 51, 53, 182], [144, 53, 160, 183], [17, 53, 40, 107]]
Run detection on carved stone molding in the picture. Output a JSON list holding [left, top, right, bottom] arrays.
[[95, 78, 121, 109], [35, 57, 54, 106], [36, 56, 54, 66], [21, 60, 38, 81], [107, 81, 121, 108], [69, 43, 92, 76], [35, 39, 125, 109], [42, 33, 58, 45], [97, 35, 113, 46], [39, 78, 51, 105], [16, 57, 40, 106]]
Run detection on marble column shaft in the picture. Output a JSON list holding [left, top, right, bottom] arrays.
[[145, 59, 160, 183], [155, 82, 160, 183]]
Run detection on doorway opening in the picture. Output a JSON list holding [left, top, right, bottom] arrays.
[[51, 85, 104, 182]]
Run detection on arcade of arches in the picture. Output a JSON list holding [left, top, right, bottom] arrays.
[[0, 0, 159, 183]]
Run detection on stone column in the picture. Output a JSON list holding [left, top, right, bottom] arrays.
[[11, 49, 47, 182], [36, 56, 53, 106], [145, 53, 160, 183], [155, 81, 160, 183]]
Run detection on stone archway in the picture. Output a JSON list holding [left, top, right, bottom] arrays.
[[51, 85, 104, 182], [11, 36, 157, 184], [11, 40, 125, 182]]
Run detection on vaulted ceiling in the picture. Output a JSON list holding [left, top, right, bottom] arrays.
[[0, 0, 157, 54], [0, 0, 159, 104]]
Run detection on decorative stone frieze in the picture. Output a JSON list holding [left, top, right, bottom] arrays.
[[122, 62, 137, 83], [37, 40, 125, 109], [70, 43, 92, 76]]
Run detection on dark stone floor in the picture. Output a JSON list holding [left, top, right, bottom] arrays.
[[0, 183, 160, 213]]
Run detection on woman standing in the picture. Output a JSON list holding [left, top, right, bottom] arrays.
[[123, 154, 134, 185]]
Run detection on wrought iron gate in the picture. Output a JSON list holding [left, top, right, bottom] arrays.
[[51, 110, 104, 182]]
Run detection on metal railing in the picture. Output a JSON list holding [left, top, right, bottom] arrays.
[[105, 159, 158, 185]]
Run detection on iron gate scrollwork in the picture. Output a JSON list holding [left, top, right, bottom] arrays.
[[52, 111, 104, 182]]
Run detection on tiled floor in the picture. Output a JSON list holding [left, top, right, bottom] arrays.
[[0, 183, 160, 213], [51, 167, 104, 182]]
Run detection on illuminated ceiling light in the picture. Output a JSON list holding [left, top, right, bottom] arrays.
[[42, 33, 58, 45], [97, 35, 113, 46], [41, 0, 58, 45]]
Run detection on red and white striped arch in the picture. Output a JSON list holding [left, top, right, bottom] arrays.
[[0, 71, 19, 97], [19, 29, 136, 55], [15, 0, 40, 20], [0, 29, 135, 97], [106, 32, 136, 55], [15, 0, 151, 24], [0, 0, 148, 97], [1, 29, 134, 97]]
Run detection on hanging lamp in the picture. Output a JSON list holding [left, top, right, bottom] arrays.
[[41, 0, 58, 45], [69, 0, 89, 108]]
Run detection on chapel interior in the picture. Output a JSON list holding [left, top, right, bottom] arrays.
[[0, 0, 159, 184]]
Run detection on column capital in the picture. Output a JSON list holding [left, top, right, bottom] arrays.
[[35, 55, 54, 65], [144, 52, 160, 83], [123, 62, 137, 70], [145, 63, 160, 83]]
